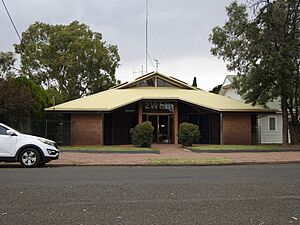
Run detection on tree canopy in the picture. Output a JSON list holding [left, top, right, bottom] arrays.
[[13, 76, 50, 118], [0, 52, 50, 128], [0, 77, 50, 128], [209, 84, 222, 94], [0, 51, 16, 78], [209, 0, 300, 144], [0, 78, 35, 127], [15, 21, 120, 101]]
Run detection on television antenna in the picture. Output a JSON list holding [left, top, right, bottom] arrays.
[[145, 0, 148, 73], [154, 59, 159, 71], [133, 0, 157, 77]]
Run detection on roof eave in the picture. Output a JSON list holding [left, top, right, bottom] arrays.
[[219, 109, 276, 113]]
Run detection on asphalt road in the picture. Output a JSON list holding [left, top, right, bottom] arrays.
[[0, 164, 299, 225]]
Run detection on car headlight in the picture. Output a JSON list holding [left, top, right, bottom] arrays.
[[47, 149, 58, 155], [38, 138, 56, 148]]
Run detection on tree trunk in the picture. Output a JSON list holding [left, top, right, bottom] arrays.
[[289, 122, 300, 144], [282, 97, 289, 146]]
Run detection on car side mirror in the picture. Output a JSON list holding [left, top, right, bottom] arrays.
[[6, 130, 14, 136]]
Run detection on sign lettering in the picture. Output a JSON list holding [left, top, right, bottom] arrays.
[[143, 101, 174, 113]]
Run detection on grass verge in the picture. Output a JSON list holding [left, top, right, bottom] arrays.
[[149, 158, 234, 165], [60, 145, 156, 152], [187, 145, 299, 151]]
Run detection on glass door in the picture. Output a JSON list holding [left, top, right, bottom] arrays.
[[158, 115, 170, 143], [147, 115, 158, 143], [143, 114, 173, 143]]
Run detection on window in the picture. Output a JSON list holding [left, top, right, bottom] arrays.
[[269, 117, 276, 131], [136, 78, 155, 87], [134, 77, 177, 87], [0, 125, 8, 135], [157, 78, 176, 87]]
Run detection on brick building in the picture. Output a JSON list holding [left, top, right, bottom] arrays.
[[46, 72, 274, 145]]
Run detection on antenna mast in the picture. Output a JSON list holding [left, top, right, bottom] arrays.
[[145, 0, 148, 74], [154, 59, 159, 71]]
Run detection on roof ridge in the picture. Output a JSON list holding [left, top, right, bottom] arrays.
[[114, 71, 197, 90]]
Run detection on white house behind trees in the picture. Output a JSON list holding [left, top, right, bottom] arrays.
[[219, 75, 290, 144]]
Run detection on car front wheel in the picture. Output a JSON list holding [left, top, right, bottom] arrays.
[[19, 148, 41, 168]]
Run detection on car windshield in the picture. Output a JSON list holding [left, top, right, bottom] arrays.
[[0, 124, 21, 134]]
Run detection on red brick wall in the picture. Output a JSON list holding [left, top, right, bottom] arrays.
[[222, 113, 252, 145], [71, 113, 103, 146]]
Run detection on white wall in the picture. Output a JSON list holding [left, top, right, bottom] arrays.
[[259, 114, 283, 144], [220, 82, 290, 144], [223, 88, 243, 101]]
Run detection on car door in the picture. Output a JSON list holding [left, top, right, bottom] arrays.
[[0, 125, 17, 157]]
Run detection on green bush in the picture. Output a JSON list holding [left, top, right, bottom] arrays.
[[178, 122, 201, 146], [130, 121, 154, 147]]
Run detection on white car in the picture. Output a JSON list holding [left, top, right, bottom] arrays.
[[0, 123, 59, 167]]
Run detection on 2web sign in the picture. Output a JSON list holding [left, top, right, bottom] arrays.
[[143, 101, 174, 113]]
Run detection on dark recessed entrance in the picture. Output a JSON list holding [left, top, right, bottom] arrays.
[[141, 101, 175, 144], [178, 102, 220, 144], [143, 114, 173, 144], [103, 103, 138, 145]]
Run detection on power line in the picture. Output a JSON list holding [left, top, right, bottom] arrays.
[[1, 0, 21, 41]]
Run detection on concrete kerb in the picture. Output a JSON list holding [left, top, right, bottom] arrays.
[[186, 148, 300, 153], [48, 161, 300, 167], [61, 150, 160, 154], [1, 161, 300, 168]]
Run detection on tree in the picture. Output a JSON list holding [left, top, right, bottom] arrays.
[[0, 76, 50, 130], [0, 78, 34, 127], [0, 51, 50, 117], [45, 87, 66, 106], [209, 0, 300, 144], [0, 51, 16, 78], [209, 84, 222, 94], [13, 76, 50, 118], [15, 21, 120, 101]]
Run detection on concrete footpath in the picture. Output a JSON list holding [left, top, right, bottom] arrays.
[[48, 144, 300, 166]]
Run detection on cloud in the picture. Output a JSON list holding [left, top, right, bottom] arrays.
[[116, 54, 228, 91], [0, 0, 233, 90]]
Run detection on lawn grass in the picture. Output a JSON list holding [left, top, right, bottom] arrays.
[[187, 144, 297, 151], [149, 158, 233, 165], [59, 145, 156, 151]]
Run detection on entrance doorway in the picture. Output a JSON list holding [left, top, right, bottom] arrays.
[[144, 115, 173, 144]]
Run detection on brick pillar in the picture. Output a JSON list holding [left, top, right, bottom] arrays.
[[174, 102, 178, 144], [138, 102, 143, 124]]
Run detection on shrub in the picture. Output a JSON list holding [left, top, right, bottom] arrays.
[[178, 122, 201, 146], [130, 121, 154, 147]]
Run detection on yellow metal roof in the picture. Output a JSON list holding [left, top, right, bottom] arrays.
[[45, 87, 274, 112]]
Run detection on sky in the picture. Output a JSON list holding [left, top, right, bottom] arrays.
[[0, 0, 235, 91]]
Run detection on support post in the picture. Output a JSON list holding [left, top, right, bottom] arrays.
[[174, 102, 178, 144], [138, 102, 143, 124], [220, 113, 223, 145]]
